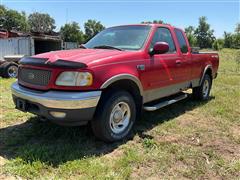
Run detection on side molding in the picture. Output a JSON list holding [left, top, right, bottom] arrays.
[[100, 74, 144, 96], [199, 65, 213, 85]]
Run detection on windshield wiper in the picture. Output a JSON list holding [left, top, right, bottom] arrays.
[[93, 45, 123, 51]]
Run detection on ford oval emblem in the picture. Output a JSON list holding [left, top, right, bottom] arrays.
[[28, 73, 35, 80]]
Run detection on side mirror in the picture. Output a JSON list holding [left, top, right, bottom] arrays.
[[150, 42, 169, 55]]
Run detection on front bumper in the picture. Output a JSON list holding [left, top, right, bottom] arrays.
[[11, 82, 102, 126]]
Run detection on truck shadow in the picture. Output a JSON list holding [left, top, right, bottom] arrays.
[[0, 96, 214, 167]]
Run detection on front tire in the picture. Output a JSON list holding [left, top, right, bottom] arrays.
[[91, 90, 136, 142], [192, 74, 212, 100], [36, 116, 49, 123]]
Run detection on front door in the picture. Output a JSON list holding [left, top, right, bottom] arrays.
[[141, 27, 182, 102]]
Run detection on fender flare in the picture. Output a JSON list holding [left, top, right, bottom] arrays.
[[100, 73, 144, 96], [199, 65, 213, 85]]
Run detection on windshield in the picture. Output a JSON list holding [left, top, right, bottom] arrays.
[[84, 25, 151, 50]]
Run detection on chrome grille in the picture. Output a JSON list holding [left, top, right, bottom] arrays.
[[19, 68, 51, 86]]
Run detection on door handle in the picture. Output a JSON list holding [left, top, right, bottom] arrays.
[[137, 64, 145, 71], [176, 60, 182, 65]]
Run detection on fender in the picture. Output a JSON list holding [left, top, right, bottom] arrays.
[[100, 73, 144, 96], [199, 65, 213, 85]]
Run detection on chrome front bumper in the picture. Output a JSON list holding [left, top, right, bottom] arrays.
[[11, 82, 101, 110]]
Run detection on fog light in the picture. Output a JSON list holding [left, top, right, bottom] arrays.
[[49, 111, 66, 118]]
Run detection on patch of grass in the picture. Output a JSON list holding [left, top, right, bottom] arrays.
[[0, 48, 239, 179], [4, 158, 52, 179], [142, 138, 157, 149]]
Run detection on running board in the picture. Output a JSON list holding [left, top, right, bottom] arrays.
[[144, 94, 188, 111]]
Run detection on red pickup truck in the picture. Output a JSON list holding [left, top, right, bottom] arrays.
[[11, 24, 219, 142]]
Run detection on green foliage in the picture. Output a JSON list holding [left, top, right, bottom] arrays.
[[60, 22, 84, 44], [231, 33, 240, 49], [235, 23, 240, 34], [0, 5, 6, 16], [185, 21, 238, 50], [194, 16, 215, 48], [28, 12, 56, 33], [0, 5, 7, 26], [142, 138, 157, 149], [223, 25, 240, 49], [223, 32, 233, 48], [185, 26, 197, 47], [0, 5, 29, 32], [84, 19, 105, 42], [212, 38, 224, 50]]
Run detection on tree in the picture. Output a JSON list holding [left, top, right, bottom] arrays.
[[232, 33, 240, 49], [0, 5, 6, 28], [60, 22, 84, 44], [0, 5, 29, 31], [0, 5, 6, 16], [28, 12, 56, 33], [141, 20, 165, 24], [212, 38, 224, 50], [235, 23, 240, 34], [223, 31, 233, 48], [233, 23, 240, 49], [222, 23, 240, 49], [194, 16, 215, 48], [84, 19, 105, 42], [185, 26, 197, 47]]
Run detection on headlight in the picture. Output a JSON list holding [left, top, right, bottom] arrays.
[[56, 71, 93, 86]]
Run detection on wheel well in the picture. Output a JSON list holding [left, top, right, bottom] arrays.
[[205, 68, 213, 80], [102, 79, 143, 109]]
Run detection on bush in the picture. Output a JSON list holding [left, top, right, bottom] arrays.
[[213, 39, 224, 50]]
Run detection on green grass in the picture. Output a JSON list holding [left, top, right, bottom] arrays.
[[0, 48, 240, 179]]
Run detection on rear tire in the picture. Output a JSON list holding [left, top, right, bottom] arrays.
[[1, 63, 18, 78], [91, 90, 136, 142], [192, 74, 212, 100]]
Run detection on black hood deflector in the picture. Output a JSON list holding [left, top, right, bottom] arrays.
[[19, 57, 87, 69]]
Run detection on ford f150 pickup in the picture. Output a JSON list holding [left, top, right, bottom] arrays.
[[11, 24, 219, 142]]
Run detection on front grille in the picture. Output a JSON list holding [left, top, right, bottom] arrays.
[[19, 67, 51, 86]]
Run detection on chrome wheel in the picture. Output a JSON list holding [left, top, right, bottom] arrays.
[[202, 79, 210, 98], [7, 65, 18, 78], [110, 102, 131, 134]]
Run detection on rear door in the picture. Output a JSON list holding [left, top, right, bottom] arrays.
[[173, 29, 192, 83]]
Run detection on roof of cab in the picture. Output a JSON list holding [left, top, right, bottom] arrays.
[[108, 23, 178, 30]]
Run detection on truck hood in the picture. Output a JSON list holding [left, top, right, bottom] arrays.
[[33, 49, 138, 67]]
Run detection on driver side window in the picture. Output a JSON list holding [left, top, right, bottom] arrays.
[[150, 27, 176, 53]]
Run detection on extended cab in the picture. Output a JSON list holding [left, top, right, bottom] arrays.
[[11, 24, 219, 142]]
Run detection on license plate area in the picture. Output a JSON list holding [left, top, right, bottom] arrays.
[[16, 98, 28, 111]]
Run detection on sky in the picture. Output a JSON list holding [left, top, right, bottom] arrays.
[[1, 0, 239, 38]]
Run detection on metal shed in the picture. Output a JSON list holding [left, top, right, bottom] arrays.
[[0, 35, 63, 60]]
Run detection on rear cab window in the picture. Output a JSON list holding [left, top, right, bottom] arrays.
[[174, 29, 189, 53], [150, 27, 176, 54]]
